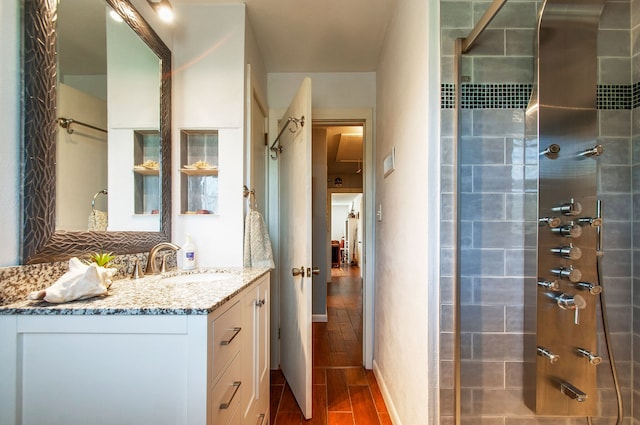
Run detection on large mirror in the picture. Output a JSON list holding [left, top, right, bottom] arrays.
[[22, 0, 171, 264]]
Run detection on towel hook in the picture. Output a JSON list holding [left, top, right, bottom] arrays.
[[91, 189, 108, 212], [243, 185, 257, 209], [269, 115, 305, 159]]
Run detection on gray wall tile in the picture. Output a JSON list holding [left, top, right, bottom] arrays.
[[472, 57, 534, 83], [598, 29, 631, 58], [505, 29, 535, 57], [461, 248, 506, 276]]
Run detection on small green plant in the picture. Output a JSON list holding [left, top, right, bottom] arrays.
[[89, 252, 116, 267]]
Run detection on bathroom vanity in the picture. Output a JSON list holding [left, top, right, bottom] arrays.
[[0, 268, 270, 425]]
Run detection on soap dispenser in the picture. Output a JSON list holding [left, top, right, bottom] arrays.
[[182, 234, 196, 270]]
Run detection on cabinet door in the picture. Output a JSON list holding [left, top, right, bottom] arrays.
[[241, 282, 259, 420], [255, 277, 270, 418], [241, 275, 270, 423]]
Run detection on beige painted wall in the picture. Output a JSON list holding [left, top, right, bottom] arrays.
[[374, 0, 440, 423]]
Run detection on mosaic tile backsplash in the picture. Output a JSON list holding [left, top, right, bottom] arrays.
[[441, 82, 640, 109]]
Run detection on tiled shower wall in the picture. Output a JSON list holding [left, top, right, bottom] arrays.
[[440, 1, 635, 424], [633, 0, 640, 421]]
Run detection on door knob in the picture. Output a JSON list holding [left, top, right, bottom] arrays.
[[308, 267, 320, 276], [291, 266, 305, 277]]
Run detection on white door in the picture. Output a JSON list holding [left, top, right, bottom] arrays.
[[278, 77, 313, 419]]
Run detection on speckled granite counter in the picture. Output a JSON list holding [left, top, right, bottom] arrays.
[[0, 267, 270, 315]]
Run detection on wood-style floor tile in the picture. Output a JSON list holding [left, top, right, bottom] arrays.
[[275, 411, 302, 425], [365, 370, 388, 414], [378, 412, 393, 425], [326, 369, 351, 412], [327, 412, 355, 425], [313, 368, 326, 385], [271, 369, 286, 385], [308, 385, 328, 425], [272, 266, 389, 425], [342, 367, 367, 386], [280, 383, 304, 413], [271, 384, 285, 424], [349, 385, 381, 425]]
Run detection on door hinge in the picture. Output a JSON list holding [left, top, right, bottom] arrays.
[[278, 327, 281, 339], [264, 132, 268, 146]]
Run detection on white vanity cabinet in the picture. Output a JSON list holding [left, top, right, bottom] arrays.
[[240, 274, 270, 424], [0, 272, 270, 425]]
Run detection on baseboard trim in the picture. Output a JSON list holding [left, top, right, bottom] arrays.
[[373, 359, 402, 425], [312, 314, 328, 323]]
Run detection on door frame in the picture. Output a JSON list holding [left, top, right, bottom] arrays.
[[267, 108, 375, 370]]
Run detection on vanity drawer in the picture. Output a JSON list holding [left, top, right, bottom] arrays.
[[210, 352, 242, 425], [211, 300, 242, 383]]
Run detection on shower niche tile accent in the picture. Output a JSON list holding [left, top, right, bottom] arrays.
[[179, 129, 219, 215], [132, 130, 160, 215]]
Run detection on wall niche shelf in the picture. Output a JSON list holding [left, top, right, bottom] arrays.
[[133, 168, 160, 176], [180, 129, 219, 215], [178, 168, 219, 176], [133, 130, 160, 215]]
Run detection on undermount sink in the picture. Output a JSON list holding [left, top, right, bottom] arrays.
[[159, 272, 236, 284]]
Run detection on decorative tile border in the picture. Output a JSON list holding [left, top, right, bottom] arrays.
[[597, 84, 633, 109], [442, 82, 639, 109]]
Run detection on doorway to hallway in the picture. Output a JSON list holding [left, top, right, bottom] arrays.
[[270, 267, 391, 424]]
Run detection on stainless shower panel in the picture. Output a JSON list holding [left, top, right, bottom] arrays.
[[531, 0, 605, 416]]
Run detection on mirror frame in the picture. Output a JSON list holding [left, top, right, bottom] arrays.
[[22, 0, 172, 264]]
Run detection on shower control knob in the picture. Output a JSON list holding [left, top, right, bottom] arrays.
[[576, 282, 603, 295], [577, 217, 603, 228], [550, 244, 582, 260], [556, 293, 586, 325], [552, 200, 582, 216], [541, 144, 561, 159], [578, 144, 604, 158], [539, 217, 562, 228], [537, 279, 559, 291], [550, 223, 582, 238], [537, 347, 560, 364], [577, 348, 602, 365], [551, 266, 582, 282]]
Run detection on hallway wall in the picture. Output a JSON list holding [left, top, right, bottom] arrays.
[[440, 0, 634, 423], [374, 0, 440, 423]]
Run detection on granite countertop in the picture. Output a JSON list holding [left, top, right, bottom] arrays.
[[0, 267, 270, 316]]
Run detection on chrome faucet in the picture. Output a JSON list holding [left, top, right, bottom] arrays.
[[145, 242, 181, 275]]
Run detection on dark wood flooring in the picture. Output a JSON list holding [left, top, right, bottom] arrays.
[[270, 266, 391, 424]]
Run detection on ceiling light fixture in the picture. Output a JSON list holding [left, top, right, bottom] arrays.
[[146, 0, 174, 23]]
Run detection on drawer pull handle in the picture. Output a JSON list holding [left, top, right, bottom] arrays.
[[220, 327, 241, 346], [255, 299, 265, 308], [257, 413, 266, 425], [219, 381, 241, 409]]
